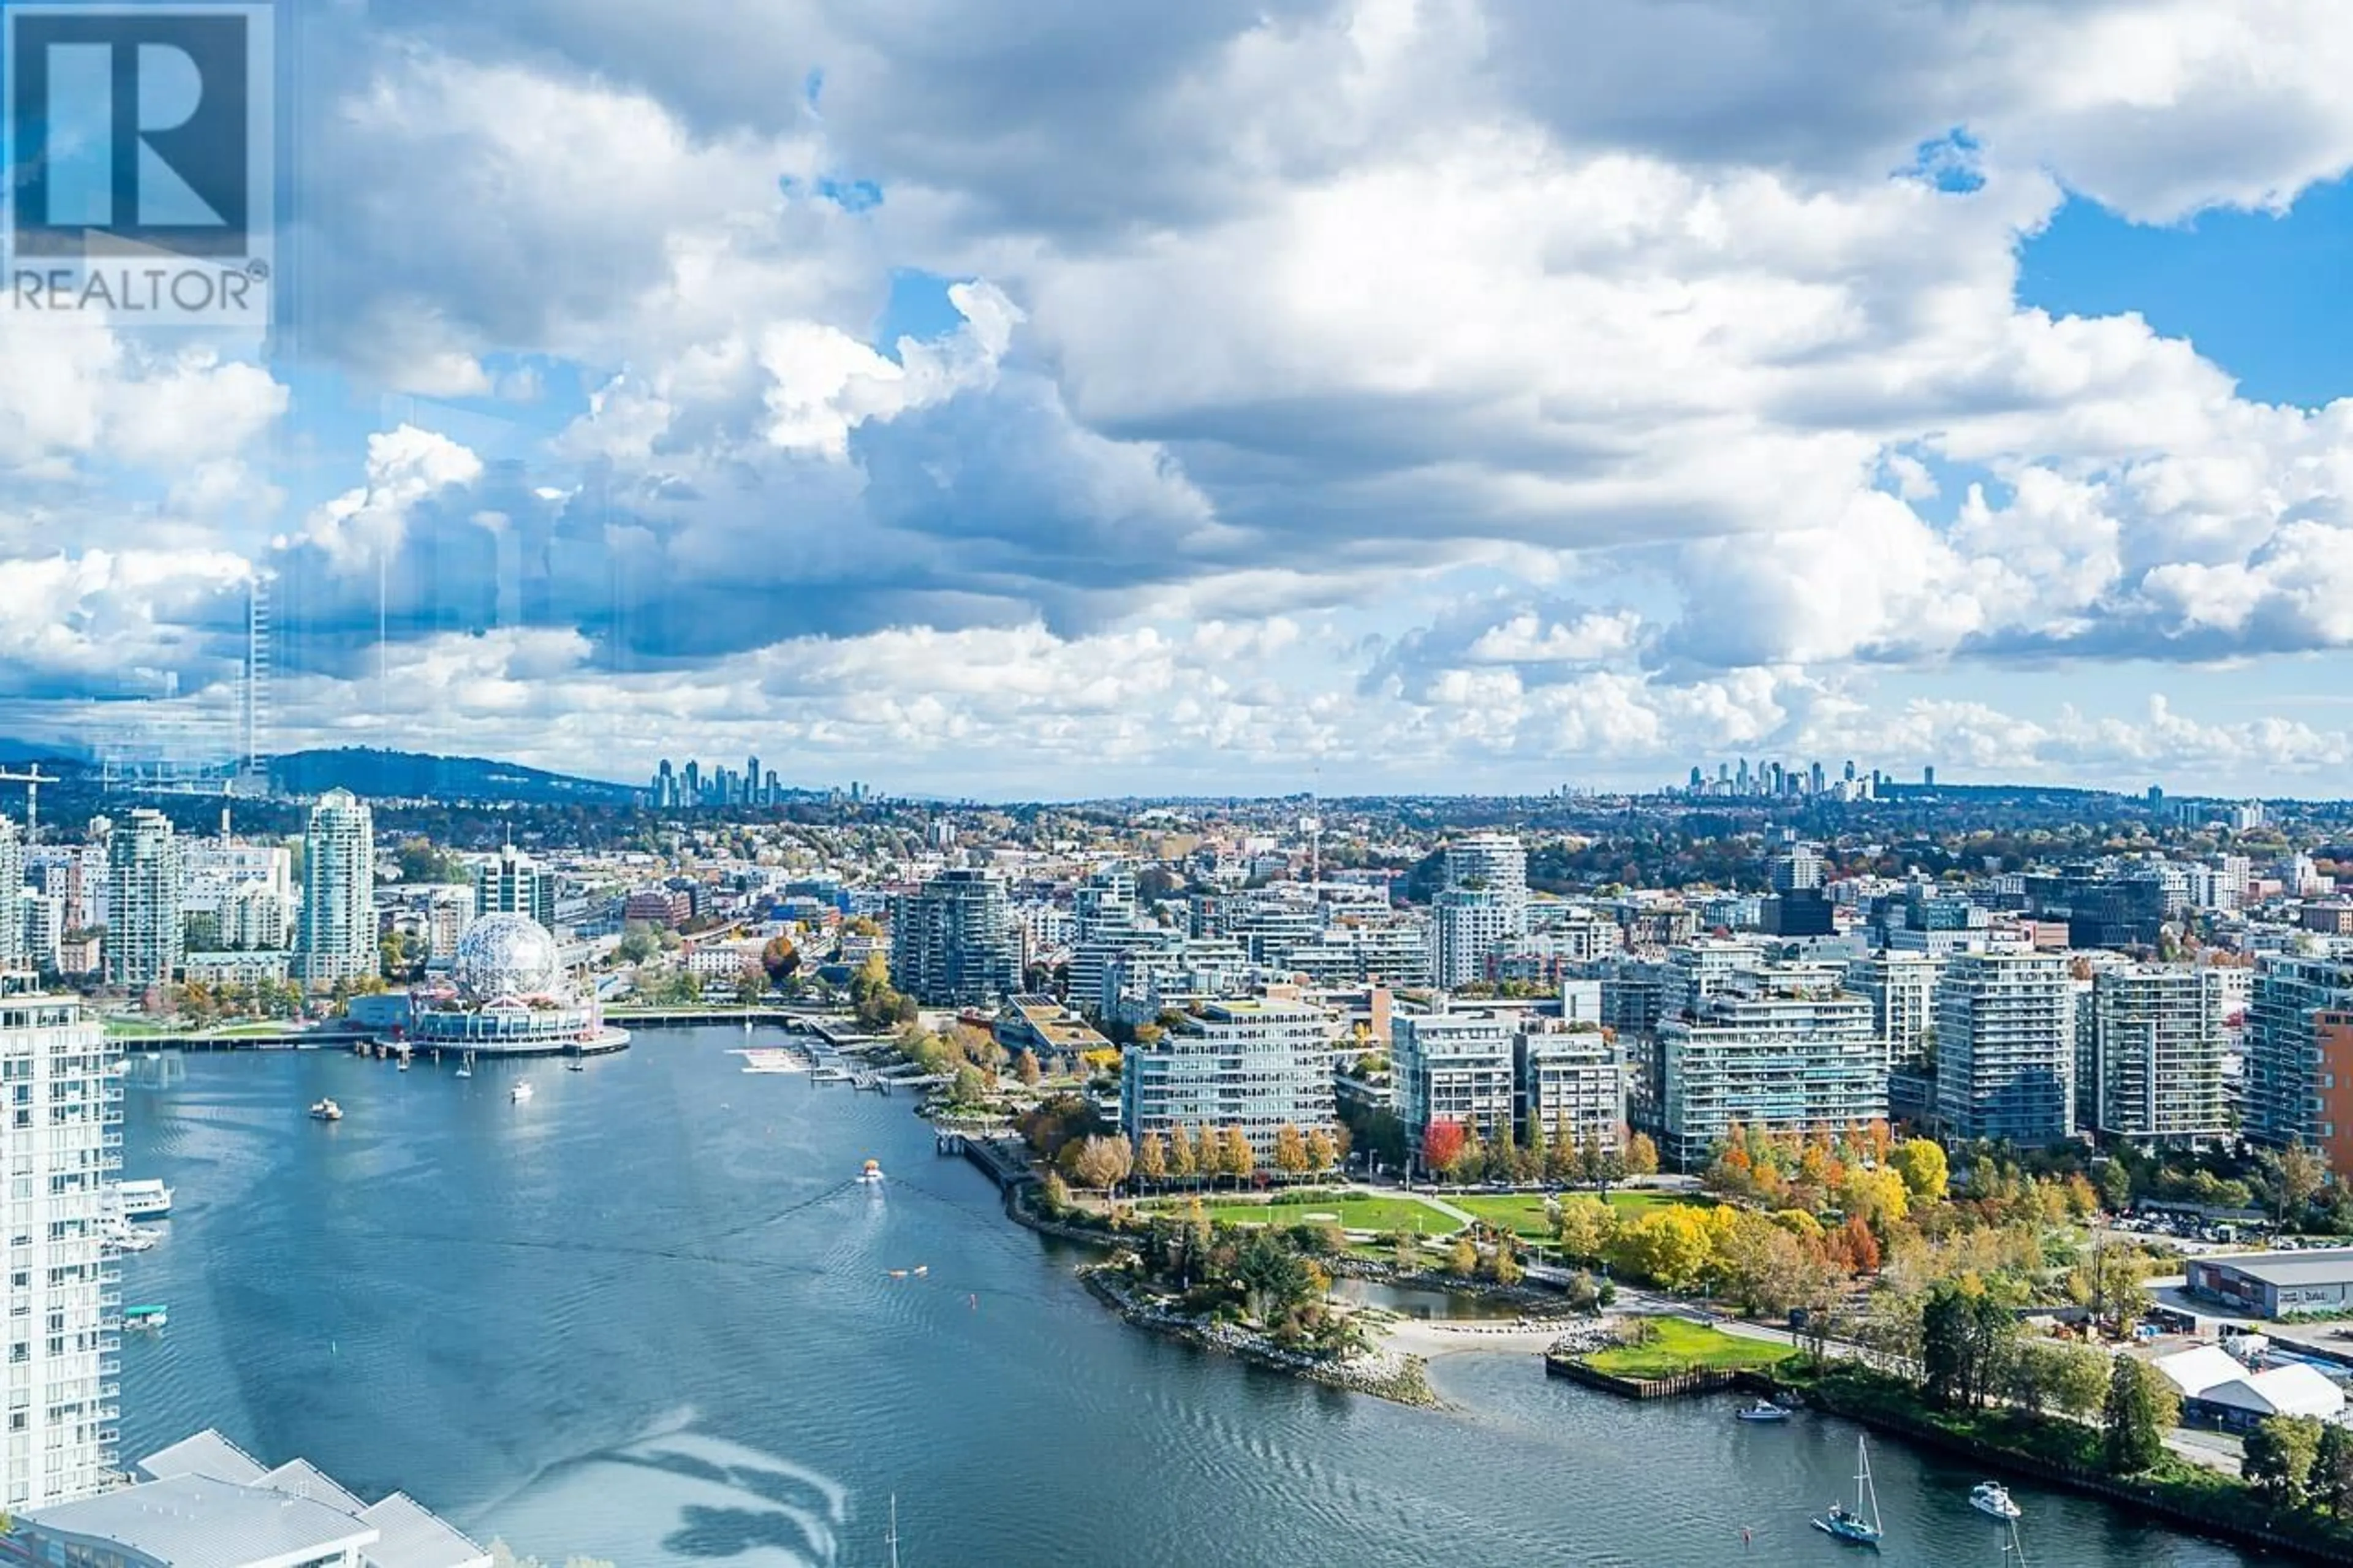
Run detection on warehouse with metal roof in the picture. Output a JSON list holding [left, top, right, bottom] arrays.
[[2187, 1247, 2353, 1317]]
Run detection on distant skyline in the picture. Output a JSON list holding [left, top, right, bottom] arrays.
[[15, 3, 2353, 798]]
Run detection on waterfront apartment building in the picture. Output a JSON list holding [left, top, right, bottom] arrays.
[[1844, 952, 1942, 1070], [1429, 833, 1528, 988], [294, 790, 377, 987], [1517, 1023, 1626, 1153], [2246, 951, 2353, 1165], [1118, 994, 1338, 1159], [1657, 967, 1882, 1170], [1393, 1009, 1519, 1149], [2083, 965, 2228, 1147], [889, 869, 1018, 1008], [1934, 950, 2074, 1144], [103, 809, 181, 991], [0, 975, 119, 1510], [475, 843, 557, 933]]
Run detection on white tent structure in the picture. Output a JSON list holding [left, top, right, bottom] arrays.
[[2154, 1344, 2347, 1429]]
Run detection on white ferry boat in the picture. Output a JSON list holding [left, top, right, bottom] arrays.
[[116, 1180, 173, 1221]]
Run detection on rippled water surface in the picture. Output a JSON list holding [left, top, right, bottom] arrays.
[[116, 1029, 2281, 1566]]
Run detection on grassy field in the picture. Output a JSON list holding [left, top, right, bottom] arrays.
[[1582, 1317, 1797, 1379], [1156, 1192, 1461, 1233], [1446, 1187, 1700, 1240]]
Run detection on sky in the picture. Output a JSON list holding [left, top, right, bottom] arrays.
[[17, 0, 2353, 800]]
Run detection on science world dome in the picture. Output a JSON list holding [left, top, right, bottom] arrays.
[[452, 913, 566, 1002], [412, 913, 629, 1058]]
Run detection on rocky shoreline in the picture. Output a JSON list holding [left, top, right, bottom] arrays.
[[1079, 1267, 1442, 1409]]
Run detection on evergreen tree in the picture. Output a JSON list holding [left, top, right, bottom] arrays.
[[2102, 1356, 2178, 1474]]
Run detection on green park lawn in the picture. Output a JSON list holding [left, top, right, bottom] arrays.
[[1446, 1187, 1702, 1240], [1168, 1192, 1460, 1234], [1581, 1317, 1797, 1380]]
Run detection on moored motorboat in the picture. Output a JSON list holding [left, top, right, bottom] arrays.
[[102, 1219, 158, 1252], [1735, 1399, 1790, 1422], [1970, 1480, 2021, 1520]]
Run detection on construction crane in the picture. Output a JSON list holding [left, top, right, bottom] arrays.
[[0, 767, 56, 843]]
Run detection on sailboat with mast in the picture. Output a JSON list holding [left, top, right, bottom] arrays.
[[1811, 1434, 1884, 1547]]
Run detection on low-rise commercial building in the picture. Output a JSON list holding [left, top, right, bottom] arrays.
[[2187, 1248, 2353, 1318], [995, 993, 1110, 1064]]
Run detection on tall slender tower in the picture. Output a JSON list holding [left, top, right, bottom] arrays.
[[295, 789, 376, 985], [0, 814, 22, 972], [241, 575, 271, 781], [103, 809, 181, 991]]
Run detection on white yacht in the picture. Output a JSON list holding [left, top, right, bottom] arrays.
[[116, 1180, 173, 1221], [309, 1098, 344, 1121], [510, 1081, 536, 1104], [1970, 1481, 2021, 1520]]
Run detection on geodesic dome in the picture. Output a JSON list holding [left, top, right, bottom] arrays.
[[452, 914, 563, 1002]]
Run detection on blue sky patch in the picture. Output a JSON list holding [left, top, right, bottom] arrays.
[[876, 269, 971, 356], [2017, 176, 2353, 409], [1901, 127, 1985, 194]]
